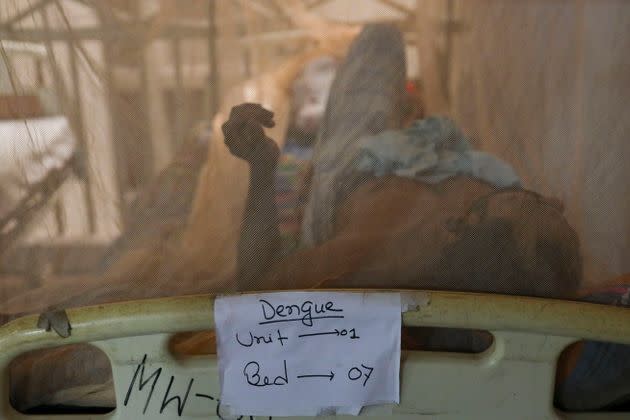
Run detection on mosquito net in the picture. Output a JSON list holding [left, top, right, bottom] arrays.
[[0, 0, 628, 415]]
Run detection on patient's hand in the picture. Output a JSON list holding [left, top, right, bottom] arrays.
[[222, 103, 279, 166], [224, 104, 282, 290]]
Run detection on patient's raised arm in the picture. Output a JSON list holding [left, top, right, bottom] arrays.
[[222, 103, 281, 291]]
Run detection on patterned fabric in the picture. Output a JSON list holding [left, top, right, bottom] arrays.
[[582, 285, 630, 306], [275, 143, 313, 257]]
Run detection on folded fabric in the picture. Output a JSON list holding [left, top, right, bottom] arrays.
[[351, 116, 520, 188]]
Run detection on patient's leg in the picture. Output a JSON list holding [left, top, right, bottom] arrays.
[[222, 103, 281, 290]]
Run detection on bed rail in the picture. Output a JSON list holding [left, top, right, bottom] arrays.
[[2, 290, 630, 419]]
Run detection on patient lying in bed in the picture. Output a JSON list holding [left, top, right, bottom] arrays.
[[224, 25, 628, 412], [5, 24, 628, 414], [228, 24, 582, 300]]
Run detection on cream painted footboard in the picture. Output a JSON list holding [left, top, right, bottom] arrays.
[[1, 291, 630, 419]]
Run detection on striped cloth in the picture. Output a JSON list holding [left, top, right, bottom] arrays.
[[274, 142, 313, 257]]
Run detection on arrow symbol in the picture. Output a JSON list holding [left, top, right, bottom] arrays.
[[297, 371, 335, 381], [298, 328, 360, 339], [298, 330, 340, 338]]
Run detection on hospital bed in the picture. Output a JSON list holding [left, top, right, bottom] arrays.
[[2, 290, 629, 419]]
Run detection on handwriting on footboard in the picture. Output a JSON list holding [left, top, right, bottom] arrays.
[[121, 293, 400, 417], [241, 359, 374, 388], [123, 354, 272, 419]]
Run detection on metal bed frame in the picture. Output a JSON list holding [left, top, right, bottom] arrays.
[[2, 290, 630, 419]]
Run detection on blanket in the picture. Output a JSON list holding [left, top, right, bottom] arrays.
[[351, 117, 520, 188], [556, 284, 630, 411]]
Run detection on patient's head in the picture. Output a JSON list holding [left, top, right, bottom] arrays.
[[439, 189, 582, 299], [489, 191, 582, 298]]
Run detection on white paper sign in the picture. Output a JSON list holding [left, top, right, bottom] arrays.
[[215, 291, 401, 417]]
